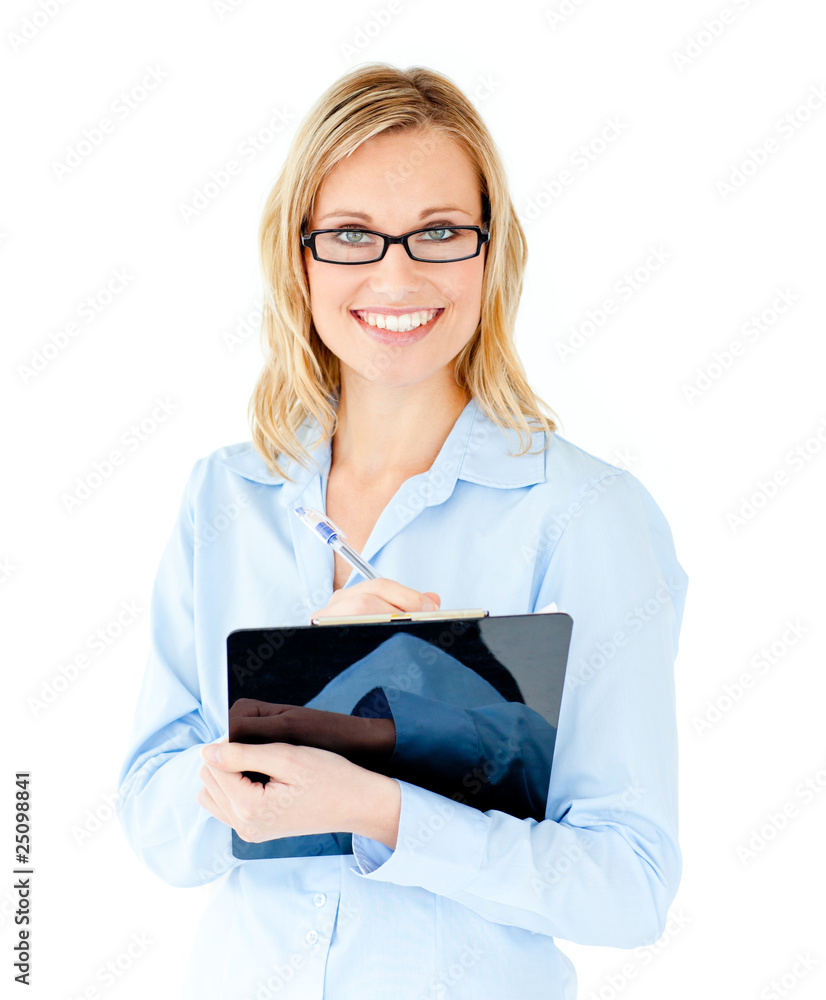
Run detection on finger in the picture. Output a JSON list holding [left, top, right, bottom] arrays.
[[197, 783, 231, 825], [328, 579, 441, 615], [202, 740, 284, 773], [199, 762, 241, 819], [202, 741, 313, 793], [245, 702, 295, 719], [357, 578, 441, 611], [230, 716, 292, 743], [201, 735, 229, 758], [229, 698, 265, 720], [196, 782, 234, 828]]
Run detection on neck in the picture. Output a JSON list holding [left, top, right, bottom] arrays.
[[330, 371, 471, 482]]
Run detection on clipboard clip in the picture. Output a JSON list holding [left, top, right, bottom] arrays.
[[311, 608, 489, 626]]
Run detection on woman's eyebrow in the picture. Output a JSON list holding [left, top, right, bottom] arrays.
[[317, 205, 471, 223]]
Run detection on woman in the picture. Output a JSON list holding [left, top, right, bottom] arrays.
[[117, 63, 688, 999]]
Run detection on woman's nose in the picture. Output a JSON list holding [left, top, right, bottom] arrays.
[[366, 241, 422, 295]]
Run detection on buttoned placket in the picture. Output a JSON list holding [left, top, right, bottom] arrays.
[[265, 411, 471, 959]]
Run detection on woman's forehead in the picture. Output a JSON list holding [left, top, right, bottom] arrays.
[[311, 131, 482, 222]]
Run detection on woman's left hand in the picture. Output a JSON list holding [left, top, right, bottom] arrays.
[[197, 740, 401, 848]]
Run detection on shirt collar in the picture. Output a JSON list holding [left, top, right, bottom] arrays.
[[216, 397, 548, 506]]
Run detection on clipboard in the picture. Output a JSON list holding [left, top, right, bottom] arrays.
[[226, 609, 573, 860]]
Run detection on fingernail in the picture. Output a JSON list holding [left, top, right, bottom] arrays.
[[201, 743, 221, 763], [422, 600, 438, 611]]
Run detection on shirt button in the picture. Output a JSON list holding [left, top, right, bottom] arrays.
[[305, 930, 319, 946], [313, 893, 327, 908]]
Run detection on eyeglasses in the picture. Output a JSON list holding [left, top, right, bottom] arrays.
[[301, 225, 490, 264]]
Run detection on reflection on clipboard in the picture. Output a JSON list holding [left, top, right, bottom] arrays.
[[226, 609, 573, 860]]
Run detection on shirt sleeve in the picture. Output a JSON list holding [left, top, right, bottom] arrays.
[[353, 686, 555, 819], [115, 459, 243, 887], [350, 468, 688, 948]]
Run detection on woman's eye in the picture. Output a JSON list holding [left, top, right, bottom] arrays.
[[420, 228, 455, 241], [336, 230, 372, 244]]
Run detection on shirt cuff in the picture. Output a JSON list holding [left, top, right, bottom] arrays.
[[351, 832, 394, 873], [350, 780, 487, 895], [389, 690, 480, 773]]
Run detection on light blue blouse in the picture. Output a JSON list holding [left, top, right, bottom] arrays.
[[116, 396, 688, 1000]]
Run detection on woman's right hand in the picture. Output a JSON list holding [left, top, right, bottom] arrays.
[[309, 578, 441, 623]]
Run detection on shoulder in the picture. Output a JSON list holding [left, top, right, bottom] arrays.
[[531, 432, 678, 550], [207, 440, 286, 482], [468, 404, 667, 536], [462, 403, 627, 500], [542, 431, 628, 498], [186, 410, 326, 491], [174, 441, 289, 517], [190, 440, 289, 487], [526, 430, 647, 522]]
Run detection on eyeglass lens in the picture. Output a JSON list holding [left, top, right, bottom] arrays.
[[314, 228, 480, 262]]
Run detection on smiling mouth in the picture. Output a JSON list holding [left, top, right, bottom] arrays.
[[351, 308, 444, 333]]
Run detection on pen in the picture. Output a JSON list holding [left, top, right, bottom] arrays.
[[292, 505, 379, 582]]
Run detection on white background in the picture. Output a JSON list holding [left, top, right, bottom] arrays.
[[2, 1, 825, 997]]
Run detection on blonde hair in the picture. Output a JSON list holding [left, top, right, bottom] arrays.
[[249, 62, 559, 480]]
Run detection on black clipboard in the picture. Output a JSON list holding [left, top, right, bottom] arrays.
[[226, 609, 573, 860]]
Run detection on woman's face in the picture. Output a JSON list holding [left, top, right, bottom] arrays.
[[304, 128, 486, 393]]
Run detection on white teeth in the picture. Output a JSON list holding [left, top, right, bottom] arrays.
[[355, 309, 439, 333]]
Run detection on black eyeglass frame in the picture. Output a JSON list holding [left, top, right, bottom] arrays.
[[300, 225, 490, 264]]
